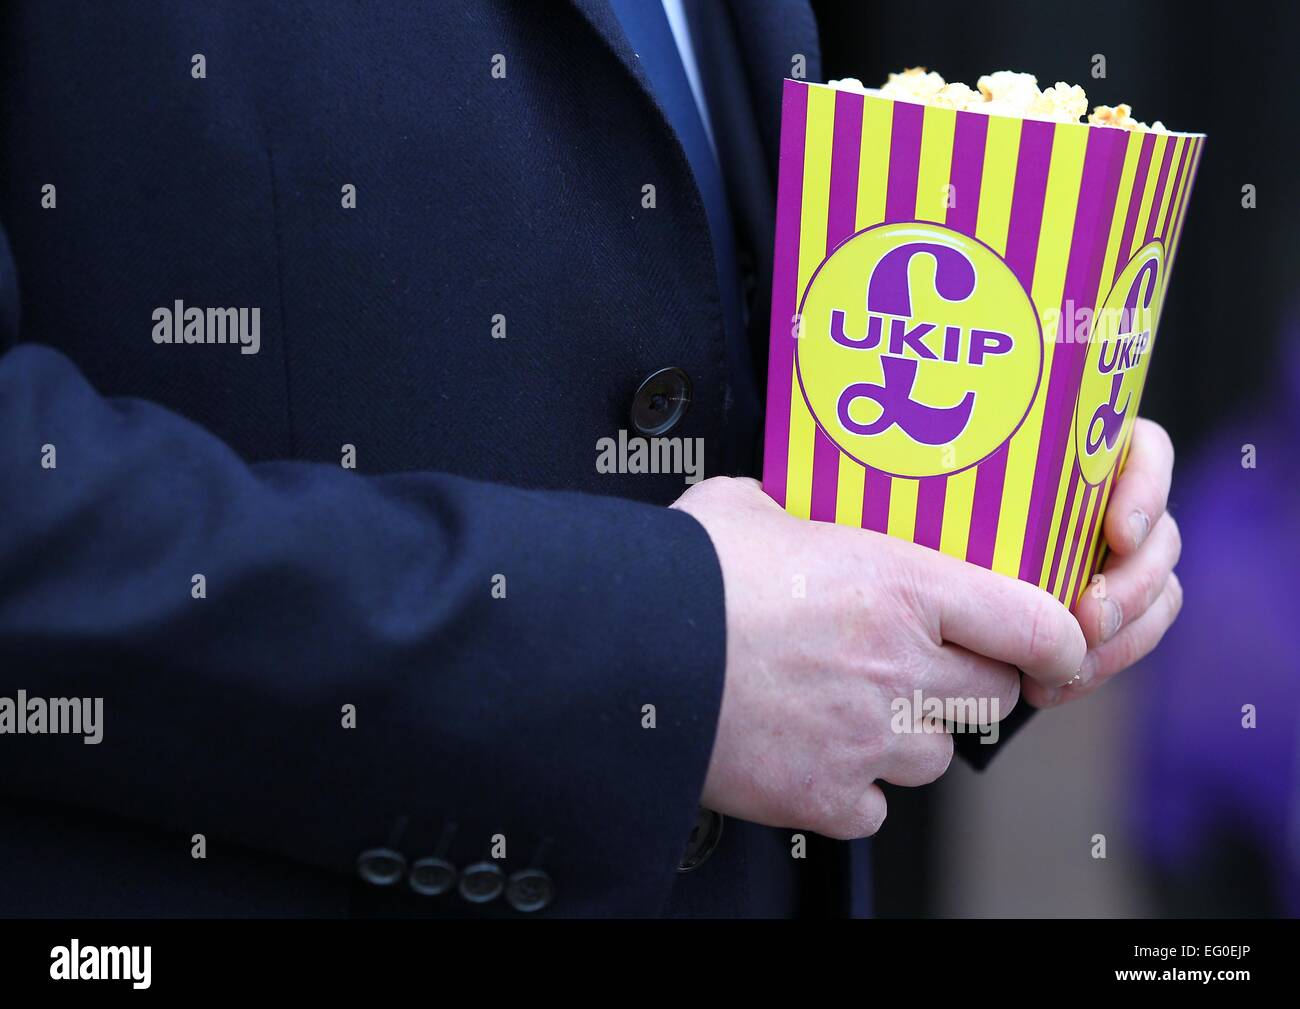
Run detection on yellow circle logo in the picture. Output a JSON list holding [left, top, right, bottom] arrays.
[[1074, 242, 1164, 486], [796, 223, 1043, 478]]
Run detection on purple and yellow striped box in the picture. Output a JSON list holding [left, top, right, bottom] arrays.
[[762, 79, 1204, 608]]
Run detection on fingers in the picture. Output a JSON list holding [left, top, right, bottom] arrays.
[[1073, 512, 1182, 649], [878, 730, 954, 788], [1028, 572, 1184, 707], [922, 548, 1086, 687], [1078, 571, 1184, 690], [915, 643, 1021, 723], [1104, 418, 1174, 556], [867, 645, 1014, 789], [672, 474, 773, 514], [871, 646, 1015, 789], [818, 782, 889, 841]]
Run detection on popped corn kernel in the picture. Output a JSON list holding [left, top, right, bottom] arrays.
[[931, 82, 981, 111], [825, 67, 1173, 132], [1088, 102, 1164, 131], [880, 66, 947, 103], [1029, 82, 1089, 124], [1089, 103, 1132, 127], [976, 71, 1040, 108]]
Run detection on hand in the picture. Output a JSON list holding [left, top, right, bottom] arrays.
[[672, 477, 1085, 839], [1028, 418, 1184, 708]]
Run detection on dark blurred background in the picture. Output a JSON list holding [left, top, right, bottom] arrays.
[[810, 0, 1299, 918]]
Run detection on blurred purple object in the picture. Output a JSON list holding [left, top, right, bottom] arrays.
[[1132, 336, 1300, 916]]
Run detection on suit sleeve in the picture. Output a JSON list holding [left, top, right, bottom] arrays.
[[0, 237, 726, 915]]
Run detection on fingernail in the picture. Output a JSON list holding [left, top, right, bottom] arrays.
[[1042, 686, 1063, 705], [1100, 597, 1123, 642], [1128, 509, 1150, 548], [1075, 659, 1095, 688]]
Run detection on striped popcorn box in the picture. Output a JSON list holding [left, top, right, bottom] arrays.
[[762, 79, 1204, 609]]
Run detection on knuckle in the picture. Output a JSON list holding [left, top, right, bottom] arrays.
[[703, 475, 744, 502], [791, 786, 833, 838], [880, 547, 933, 622], [854, 791, 889, 838], [911, 733, 955, 784], [810, 781, 888, 840], [853, 722, 894, 768], [1167, 572, 1185, 616], [1112, 624, 1144, 672], [1157, 423, 1176, 467], [1144, 418, 1175, 465], [1024, 596, 1068, 670], [1165, 514, 1183, 564], [672, 477, 717, 510], [1131, 563, 1160, 612], [1137, 471, 1165, 515], [798, 773, 859, 839], [814, 804, 857, 841], [996, 668, 1021, 716], [694, 475, 757, 508]]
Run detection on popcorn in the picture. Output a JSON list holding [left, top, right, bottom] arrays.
[[827, 67, 1169, 132], [1029, 82, 1089, 124], [930, 82, 981, 111], [763, 75, 1203, 611], [976, 70, 1040, 108], [879, 66, 947, 103], [1089, 103, 1133, 127], [1088, 103, 1167, 132]]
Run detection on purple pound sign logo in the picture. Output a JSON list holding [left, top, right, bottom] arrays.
[[1085, 256, 1158, 456]]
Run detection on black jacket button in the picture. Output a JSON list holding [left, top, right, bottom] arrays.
[[676, 807, 724, 872], [409, 856, 458, 896], [631, 367, 692, 437], [356, 847, 407, 886], [505, 868, 554, 912], [458, 861, 506, 904]]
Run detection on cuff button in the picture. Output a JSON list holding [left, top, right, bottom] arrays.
[[505, 868, 554, 913], [356, 847, 407, 887], [409, 856, 458, 897], [676, 807, 724, 873], [458, 861, 506, 904]]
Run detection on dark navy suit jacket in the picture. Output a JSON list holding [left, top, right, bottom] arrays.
[[0, 0, 873, 916]]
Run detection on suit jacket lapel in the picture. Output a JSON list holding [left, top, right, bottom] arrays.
[[569, 0, 821, 171], [567, 0, 661, 112], [724, 0, 821, 166]]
